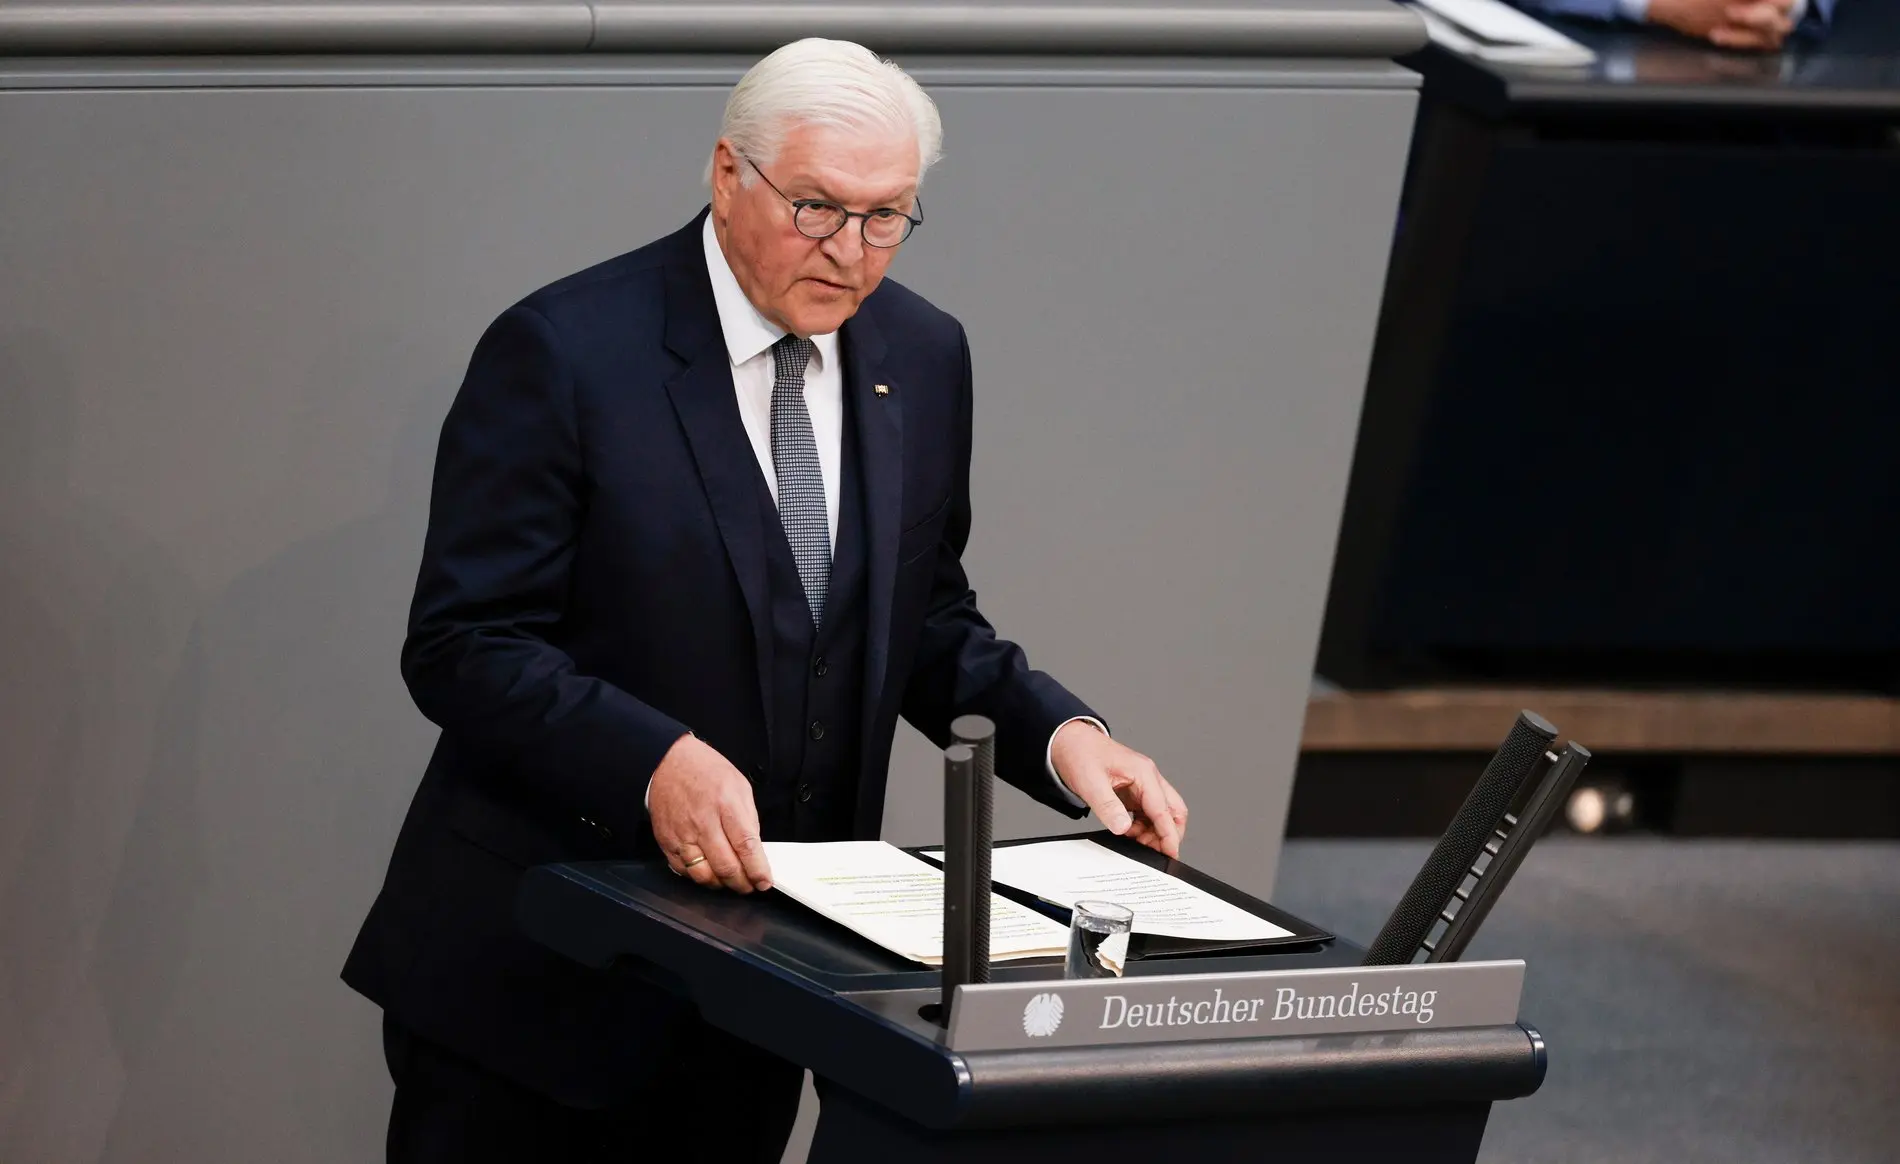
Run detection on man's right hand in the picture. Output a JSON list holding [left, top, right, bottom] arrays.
[[647, 734, 773, 893], [1649, 0, 1796, 51]]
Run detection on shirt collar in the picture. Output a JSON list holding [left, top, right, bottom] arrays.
[[701, 213, 839, 373]]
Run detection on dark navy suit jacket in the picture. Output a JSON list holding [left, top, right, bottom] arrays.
[[343, 211, 1092, 1105]]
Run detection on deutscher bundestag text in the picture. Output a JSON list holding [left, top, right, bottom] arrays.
[[1099, 984, 1438, 1030]]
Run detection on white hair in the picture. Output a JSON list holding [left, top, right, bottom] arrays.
[[705, 38, 944, 188]]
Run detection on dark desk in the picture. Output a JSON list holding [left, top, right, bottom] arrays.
[[516, 835, 1547, 1162], [1420, 16, 1900, 118], [1318, 13, 1900, 690]]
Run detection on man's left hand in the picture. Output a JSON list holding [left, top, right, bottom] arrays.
[[1050, 721, 1188, 859]]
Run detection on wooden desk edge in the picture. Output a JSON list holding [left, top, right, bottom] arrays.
[[1302, 688, 1900, 755]]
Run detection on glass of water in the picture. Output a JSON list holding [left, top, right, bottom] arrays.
[[1065, 900, 1134, 979]]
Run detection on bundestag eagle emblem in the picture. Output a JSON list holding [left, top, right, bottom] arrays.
[[1022, 992, 1065, 1037]]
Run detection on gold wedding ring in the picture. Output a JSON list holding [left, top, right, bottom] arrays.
[[681, 855, 707, 870]]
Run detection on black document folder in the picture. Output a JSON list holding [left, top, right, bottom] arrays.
[[907, 830, 1331, 963]]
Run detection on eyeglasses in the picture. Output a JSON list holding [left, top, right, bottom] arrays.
[[744, 156, 922, 248]]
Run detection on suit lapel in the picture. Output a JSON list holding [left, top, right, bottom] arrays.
[[661, 224, 777, 739], [842, 308, 901, 735]]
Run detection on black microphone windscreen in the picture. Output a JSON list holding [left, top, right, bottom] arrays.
[[1363, 709, 1557, 966]]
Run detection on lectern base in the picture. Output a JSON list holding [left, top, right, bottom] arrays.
[[808, 1083, 1493, 1164]]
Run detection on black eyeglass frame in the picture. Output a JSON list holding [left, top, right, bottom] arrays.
[[743, 156, 923, 248]]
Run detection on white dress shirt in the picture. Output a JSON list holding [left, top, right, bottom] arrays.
[[649, 220, 1095, 811], [701, 216, 845, 552]]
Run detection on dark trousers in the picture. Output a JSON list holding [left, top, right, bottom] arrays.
[[383, 1015, 805, 1164]]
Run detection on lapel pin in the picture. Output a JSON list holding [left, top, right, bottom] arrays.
[[874, 383, 890, 397]]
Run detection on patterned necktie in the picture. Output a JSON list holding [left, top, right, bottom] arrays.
[[770, 334, 830, 624]]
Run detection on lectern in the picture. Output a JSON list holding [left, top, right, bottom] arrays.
[[516, 835, 1545, 1164]]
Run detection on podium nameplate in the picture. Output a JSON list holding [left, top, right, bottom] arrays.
[[946, 959, 1525, 1052]]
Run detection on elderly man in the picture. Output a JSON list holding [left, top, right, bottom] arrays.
[[343, 37, 1187, 1164]]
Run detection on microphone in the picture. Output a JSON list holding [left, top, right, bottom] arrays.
[[1428, 741, 1592, 963], [938, 715, 997, 1022], [939, 743, 978, 1021], [1363, 709, 1558, 966]]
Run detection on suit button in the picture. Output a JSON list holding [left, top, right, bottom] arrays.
[[798, 784, 814, 803], [813, 656, 828, 677], [809, 720, 825, 740]]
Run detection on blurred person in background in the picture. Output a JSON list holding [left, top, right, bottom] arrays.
[[1515, 0, 1837, 50]]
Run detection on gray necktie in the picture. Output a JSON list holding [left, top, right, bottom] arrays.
[[770, 334, 829, 624]]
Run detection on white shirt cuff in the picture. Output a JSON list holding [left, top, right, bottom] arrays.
[[1616, 0, 1650, 20], [1788, 0, 1809, 22]]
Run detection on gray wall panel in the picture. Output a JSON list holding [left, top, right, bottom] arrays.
[[585, 1, 1428, 57], [0, 69, 1412, 1161], [0, 1, 1426, 57], [0, 53, 1422, 90], [0, 2, 596, 55], [882, 85, 1414, 873]]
